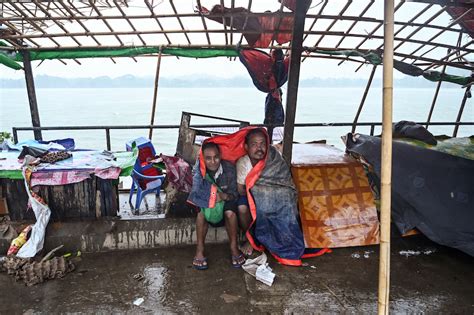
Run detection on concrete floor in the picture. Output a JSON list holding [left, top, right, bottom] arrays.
[[1, 235, 473, 314]]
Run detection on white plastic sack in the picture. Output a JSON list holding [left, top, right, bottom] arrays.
[[242, 252, 275, 286], [16, 166, 51, 258]]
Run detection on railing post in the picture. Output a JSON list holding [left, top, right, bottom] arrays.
[[106, 128, 111, 151], [370, 124, 375, 136], [12, 128, 18, 144]]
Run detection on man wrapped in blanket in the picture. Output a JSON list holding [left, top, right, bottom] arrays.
[[192, 127, 329, 266]]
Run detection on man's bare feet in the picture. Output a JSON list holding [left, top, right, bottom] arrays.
[[240, 241, 253, 256]]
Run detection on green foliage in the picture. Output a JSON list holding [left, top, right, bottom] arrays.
[[0, 131, 11, 143]]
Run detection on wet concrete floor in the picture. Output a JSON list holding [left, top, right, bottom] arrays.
[[1, 235, 473, 314]]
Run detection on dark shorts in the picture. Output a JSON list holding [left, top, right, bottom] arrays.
[[237, 195, 249, 207], [202, 200, 238, 227]]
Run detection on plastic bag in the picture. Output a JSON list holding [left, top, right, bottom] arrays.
[[202, 200, 224, 224]]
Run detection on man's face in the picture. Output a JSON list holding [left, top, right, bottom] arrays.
[[245, 133, 267, 162], [203, 147, 221, 172]]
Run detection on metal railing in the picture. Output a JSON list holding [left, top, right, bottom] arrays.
[[12, 120, 473, 151]]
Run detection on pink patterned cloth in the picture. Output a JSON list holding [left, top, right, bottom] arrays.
[[29, 167, 121, 187], [161, 155, 192, 193]]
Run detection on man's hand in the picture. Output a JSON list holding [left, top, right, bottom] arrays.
[[217, 192, 228, 202]]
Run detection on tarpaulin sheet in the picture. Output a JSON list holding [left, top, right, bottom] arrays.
[[0, 47, 238, 69], [345, 134, 474, 256]]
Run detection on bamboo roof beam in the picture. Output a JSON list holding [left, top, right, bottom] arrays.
[[144, 0, 171, 45], [269, 1, 286, 50], [238, 0, 253, 45], [375, 3, 433, 52], [229, 0, 235, 45], [113, 0, 146, 46], [58, 0, 102, 47], [32, 0, 83, 47], [425, 40, 473, 70], [170, 0, 191, 45], [0, 12, 467, 37], [9, 2, 62, 48], [219, 0, 229, 45], [303, 0, 328, 42], [393, 50, 473, 70], [88, 0, 124, 46], [352, 1, 405, 72], [393, 6, 447, 51], [402, 8, 473, 63], [196, 0, 212, 46], [311, 0, 353, 48], [6, 30, 472, 56], [336, 0, 375, 49]]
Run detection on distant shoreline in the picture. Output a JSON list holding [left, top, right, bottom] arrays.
[[0, 74, 460, 89]]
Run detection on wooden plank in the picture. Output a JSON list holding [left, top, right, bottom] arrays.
[[282, 0, 310, 163], [21, 50, 42, 140]]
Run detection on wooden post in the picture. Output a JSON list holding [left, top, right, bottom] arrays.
[[453, 86, 471, 137], [21, 49, 42, 140], [352, 65, 377, 133], [378, 1, 394, 314], [148, 48, 163, 140], [282, 0, 309, 163]]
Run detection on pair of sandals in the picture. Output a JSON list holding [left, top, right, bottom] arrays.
[[193, 252, 246, 270]]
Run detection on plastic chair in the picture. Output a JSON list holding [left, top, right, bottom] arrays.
[[126, 137, 165, 213]]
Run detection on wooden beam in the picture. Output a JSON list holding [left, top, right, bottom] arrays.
[[21, 49, 42, 140], [282, 0, 309, 163]]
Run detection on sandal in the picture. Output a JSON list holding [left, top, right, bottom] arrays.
[[192, 257, 208, 270], [231, 252, 246, 268]]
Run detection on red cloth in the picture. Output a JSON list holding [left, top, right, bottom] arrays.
[[200, 5, 294, 48]]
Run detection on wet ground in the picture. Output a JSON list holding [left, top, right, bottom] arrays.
[[1, 235, 473, 314]]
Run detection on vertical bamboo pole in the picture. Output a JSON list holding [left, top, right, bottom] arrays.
[[149, 48, 163, 140], [378, 1, 394, 314]]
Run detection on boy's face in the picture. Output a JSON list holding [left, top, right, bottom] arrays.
[[203, 147, 221, 172]]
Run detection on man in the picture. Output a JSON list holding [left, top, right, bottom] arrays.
[[236, 128, 268, 255], [187, 142, 245, 270], [235, 128, 305, 266]]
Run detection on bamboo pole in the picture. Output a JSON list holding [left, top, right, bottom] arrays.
[[352, 65, 377, 133], [453, 86, 471, 137], [426, 63, 447, 129], [149, 48, 163, 140], [378, 0, 394, 314]]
